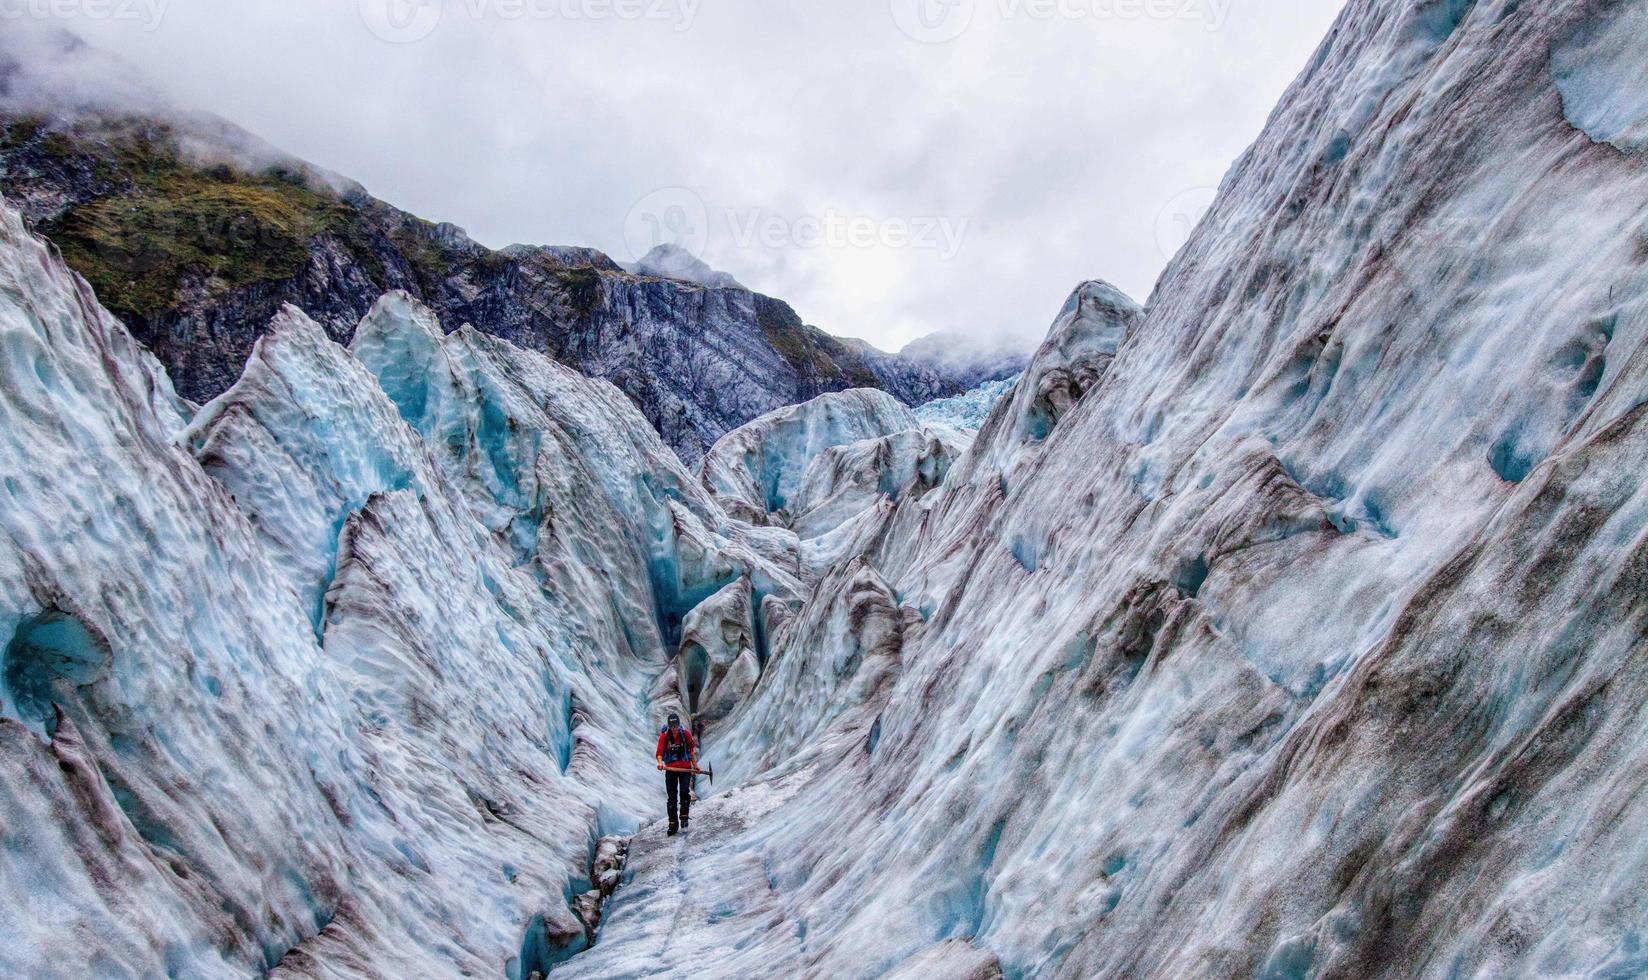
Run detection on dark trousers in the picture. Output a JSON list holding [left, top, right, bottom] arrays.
[[665, 770, 692, 828]]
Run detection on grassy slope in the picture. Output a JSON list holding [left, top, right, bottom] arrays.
[[0, 116, 463, 322]]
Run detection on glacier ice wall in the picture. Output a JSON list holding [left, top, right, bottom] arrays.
[[698, 388, 919, 523], [0, 195, 796, 977], [913, 374, 1021, 433], [560, 0, 1648, 977]]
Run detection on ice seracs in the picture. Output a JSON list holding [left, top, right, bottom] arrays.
[[786, 426, 968, 540], [913, 373, 1020, 432], [965, 279, 1142, 477], [0, 193, 800, 976], [675, 576, 761, 724], [697, 387, 921, 523]]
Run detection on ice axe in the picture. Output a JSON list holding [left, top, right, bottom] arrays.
[[658, 761, 713, 784]]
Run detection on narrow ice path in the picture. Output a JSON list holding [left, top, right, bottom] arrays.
[[551, 767, 814, 979]]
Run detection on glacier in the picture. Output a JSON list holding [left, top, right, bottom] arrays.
[[914, 374, 1021, 433], [562, 0, 1648, 975], [3, 0, 1648, 977], [0, 195, 801, 976]]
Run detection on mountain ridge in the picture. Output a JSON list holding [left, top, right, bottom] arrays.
[[0, 34, 982, 463]]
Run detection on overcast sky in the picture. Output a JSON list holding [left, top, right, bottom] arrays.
[[51, 0, 1345, 352]]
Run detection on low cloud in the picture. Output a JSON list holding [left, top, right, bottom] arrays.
[[24, 0, 1345, 351]]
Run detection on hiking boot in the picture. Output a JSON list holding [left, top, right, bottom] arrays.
[[667, 823, 678, 837]]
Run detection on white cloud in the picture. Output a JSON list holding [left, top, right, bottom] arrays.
[[54, 0, 1345, 351]]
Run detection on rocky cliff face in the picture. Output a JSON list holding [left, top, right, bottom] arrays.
[[0, 92, 965, 464]]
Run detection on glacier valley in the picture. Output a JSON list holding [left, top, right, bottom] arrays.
[[4, 0, 1648, 977]]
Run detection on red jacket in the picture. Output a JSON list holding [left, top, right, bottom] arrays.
[[656, 727, 697, 768]]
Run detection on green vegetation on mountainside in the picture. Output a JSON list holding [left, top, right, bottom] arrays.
[[0, 119, 468, 320], [755, 295, 879, 387]]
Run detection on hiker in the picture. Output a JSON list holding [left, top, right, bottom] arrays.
[[655, 712, 697, 836]]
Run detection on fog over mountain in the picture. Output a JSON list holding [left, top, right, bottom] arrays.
[[0, 26, 992, 464], [46, 0, 1344, 352]]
